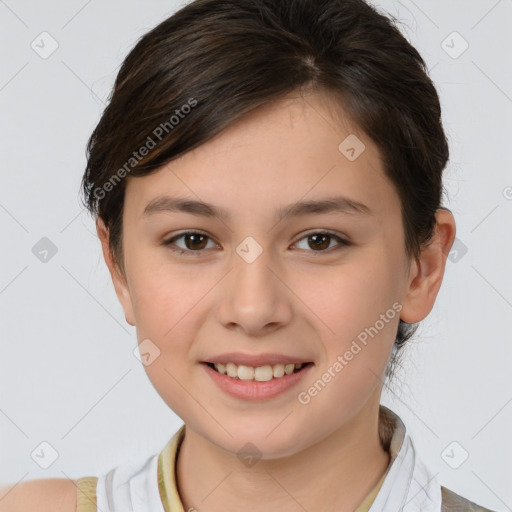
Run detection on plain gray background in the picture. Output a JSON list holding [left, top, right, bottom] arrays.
[[0, 1, 511, 510]]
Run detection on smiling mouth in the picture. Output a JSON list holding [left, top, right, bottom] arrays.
[[204, 361, 313, 381]]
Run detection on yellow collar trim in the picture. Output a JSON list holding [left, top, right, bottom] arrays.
[[158, 424, 186, 512]]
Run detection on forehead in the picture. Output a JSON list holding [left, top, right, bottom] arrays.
[[124, 92, 399, 223]]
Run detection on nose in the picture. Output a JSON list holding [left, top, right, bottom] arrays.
[[215, 244, 293, 337]]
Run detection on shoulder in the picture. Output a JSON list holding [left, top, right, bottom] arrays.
[[0, 478, 78, 512], [441, 485, 498, 512]]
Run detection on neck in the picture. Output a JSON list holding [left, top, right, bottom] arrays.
[[175, 399, 392, 512]]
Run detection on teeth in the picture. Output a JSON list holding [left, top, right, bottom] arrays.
[[212, 362, 306, 381], [226, 362, 238, 378], [238, 365, 255, 380]]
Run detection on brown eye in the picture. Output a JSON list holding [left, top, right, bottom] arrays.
[[163, 231, 217, 255], [308, 233, 331, 250], [182, 233, 208, 250], [294, 231, 349, 253]]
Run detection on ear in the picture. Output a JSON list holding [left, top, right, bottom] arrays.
[[399, 208, 456, 323], [96, 217, 136, 326]]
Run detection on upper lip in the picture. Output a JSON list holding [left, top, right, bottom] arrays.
[[203, 352, 313, 367]]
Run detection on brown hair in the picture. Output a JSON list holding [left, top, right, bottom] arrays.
[[80, 0, 450, 386]]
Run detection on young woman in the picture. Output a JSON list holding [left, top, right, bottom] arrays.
[[0, 0, 497, 511]]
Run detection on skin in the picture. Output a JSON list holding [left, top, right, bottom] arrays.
[[97, 90, 456, 512], [0, 479, 77, 512]]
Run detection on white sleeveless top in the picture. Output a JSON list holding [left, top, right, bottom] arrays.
[[76, 405, 496, 512], [96, 450, 168, 512]]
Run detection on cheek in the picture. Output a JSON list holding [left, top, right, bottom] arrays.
[[127, 258, 219, 376], [293, 261, 400, 429], [296, 253, 401, 367], [306, 258, 399, 328], [126, 241, 205, 333], [128, 265, 203, 415]]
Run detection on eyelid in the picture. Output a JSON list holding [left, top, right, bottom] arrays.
[[163, 229, 350, 255], [291, 229, 350, 254], [163, 230, 219, 255], [294, 228, 348, 242]]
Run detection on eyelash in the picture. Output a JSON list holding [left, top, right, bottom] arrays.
[[162, 230, 351, 256]]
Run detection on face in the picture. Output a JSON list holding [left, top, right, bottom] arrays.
[[100, 91, 432, 459]]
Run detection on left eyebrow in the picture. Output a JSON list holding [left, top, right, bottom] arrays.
[[141, 194, 373, 221], [275, 195, 373, 221]]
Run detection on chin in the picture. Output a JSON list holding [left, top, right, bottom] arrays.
[[213, 423, 306, 461]]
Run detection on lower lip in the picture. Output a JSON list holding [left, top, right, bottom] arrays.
[[201, 362, 313, 401]]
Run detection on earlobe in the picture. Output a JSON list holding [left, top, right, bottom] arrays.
[[96, 218, 136, 326], [399, 209, 457, 324]]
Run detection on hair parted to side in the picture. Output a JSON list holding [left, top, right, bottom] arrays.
[[80, 0, 450, 387]]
